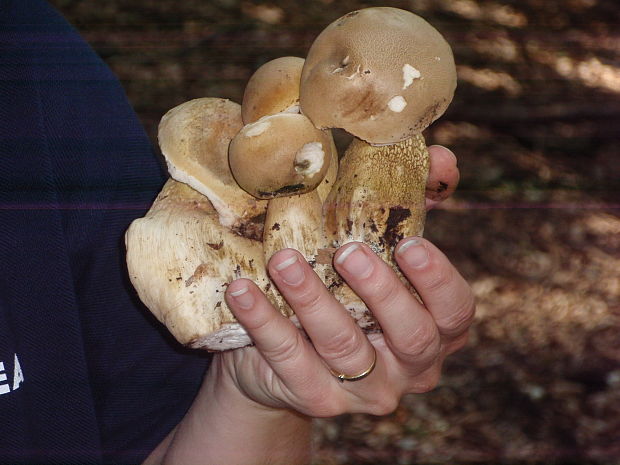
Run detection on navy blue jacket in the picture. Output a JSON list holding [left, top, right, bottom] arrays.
[[0, 1, 209, 462]]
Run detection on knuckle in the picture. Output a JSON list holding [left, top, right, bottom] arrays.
[[306, 395, 345, 418], [409, 370, 441, 394], [292, 285, 327, 311], [261, 331, 305, 365], [364, 273, 401, 307], [319, 330, 365, 362], [445, 331, 470, 354], [422, 265, 455, 295], [436, 294, 476, 336], [367, 391, 400, 416], [399, 324, 440, 360]]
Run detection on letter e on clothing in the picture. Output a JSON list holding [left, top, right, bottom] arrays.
[[0, 354, 25, 395]]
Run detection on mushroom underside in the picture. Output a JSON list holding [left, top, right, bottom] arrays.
[[126, 179, 288, 351]]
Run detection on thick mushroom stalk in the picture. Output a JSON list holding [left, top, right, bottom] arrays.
[[300, 7, 456, 320], [324, 135, 429, 252]]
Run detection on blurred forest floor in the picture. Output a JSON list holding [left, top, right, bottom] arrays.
[[51, 0, 619, 463]]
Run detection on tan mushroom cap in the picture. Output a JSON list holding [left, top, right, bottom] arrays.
[[299, 7, 456, 145], [229, 113, 333, 199], [241, 56, 305, 124], [159, 98, 267, 239]]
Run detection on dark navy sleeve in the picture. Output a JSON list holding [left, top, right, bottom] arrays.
[[0, 1, 210, 463]]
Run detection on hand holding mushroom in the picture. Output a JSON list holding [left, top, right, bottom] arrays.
[[126, 7, 458, 350], [132, 9, 476, 463]]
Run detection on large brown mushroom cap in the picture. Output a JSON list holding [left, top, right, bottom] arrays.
[[300, 7, 456, 145]]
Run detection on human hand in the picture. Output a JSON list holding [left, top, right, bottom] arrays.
[[221, 235, 473, 416], [216, 144, 472, 417], [148, 145, 471, 465]]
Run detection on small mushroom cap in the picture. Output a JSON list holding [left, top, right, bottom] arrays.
[[242, 56, 305, 124], [300, 7, 456, 145], [229, 113, 333, 199]]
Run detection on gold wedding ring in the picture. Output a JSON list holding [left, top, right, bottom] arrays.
[[329, 348, 377, 382]]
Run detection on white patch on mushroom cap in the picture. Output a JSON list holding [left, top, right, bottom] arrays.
[[346, 64, 361, 80], [294, 142, 324, 177], [402, 64, 421, 89], [388, 95, 407, 113], [244, 120, 271, 137]]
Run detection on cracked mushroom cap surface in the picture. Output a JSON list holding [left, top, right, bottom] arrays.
[[299, 7, 456, 145], [229, 113, 333, 199]]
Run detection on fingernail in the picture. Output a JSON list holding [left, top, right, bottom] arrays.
[[274, 254, 305, 286], [335, 244, 373, 278], [229, 286, 254, 309], [397, 238, 429, 268]]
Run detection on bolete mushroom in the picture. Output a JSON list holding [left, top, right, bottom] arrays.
[[232, 56, 337, 281], [126, 98, 287, 351], [241, 56, 305, 123], [159, 98, 267, 240], [299, 7, 457, 319], [228, 112, 333, 200], [126, 179, 287, 351]]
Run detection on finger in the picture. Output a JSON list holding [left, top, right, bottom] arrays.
[[395, 237, 476, 340], [268, 249, 376, 381], [333, 242, 440, 365], [225, 278, 333, 393], [426, 145, 459, 210]]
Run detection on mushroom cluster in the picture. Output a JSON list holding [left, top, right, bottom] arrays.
[[126, 7, 456, 351]]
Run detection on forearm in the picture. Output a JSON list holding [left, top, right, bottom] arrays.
[[145, 356, 313, 465]]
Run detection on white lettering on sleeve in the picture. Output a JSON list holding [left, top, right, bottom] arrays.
[[12, 354, 24, 391], [0, 362, 10, 395]]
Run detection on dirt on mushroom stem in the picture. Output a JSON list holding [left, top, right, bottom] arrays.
[[323, 134, 429, 256], [321, 134, 429, 318]]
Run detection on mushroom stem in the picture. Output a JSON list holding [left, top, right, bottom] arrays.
[[322, 134, 429, 321], [324, 134, 429, 252], [263, 190, 326, 277]]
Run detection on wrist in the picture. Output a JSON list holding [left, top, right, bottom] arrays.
[[207, 354, 311, 428], [161, 354, 312, 465]]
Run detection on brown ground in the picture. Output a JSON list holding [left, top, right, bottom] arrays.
[[51, 0, 619, 463]]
